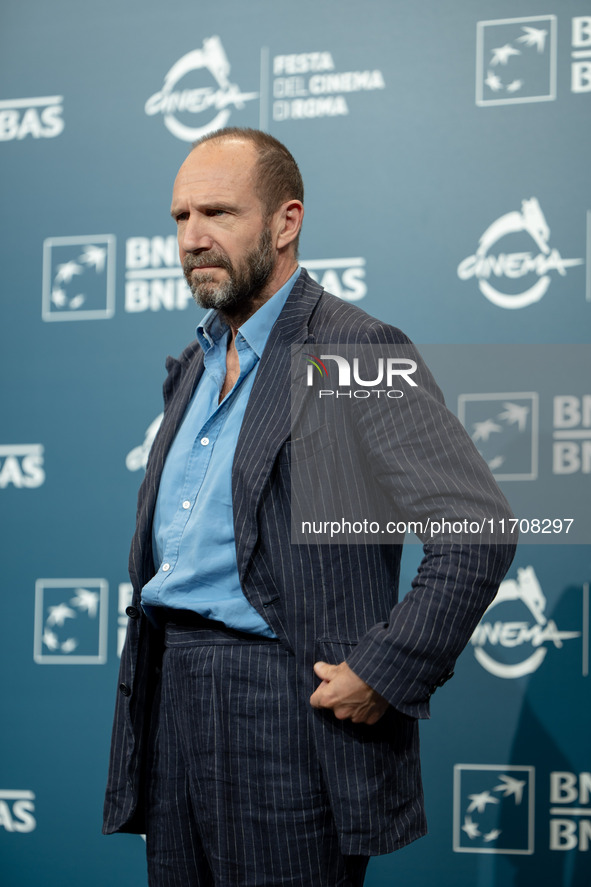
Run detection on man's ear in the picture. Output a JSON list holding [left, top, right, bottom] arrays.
[[275, 200, 304, 250]]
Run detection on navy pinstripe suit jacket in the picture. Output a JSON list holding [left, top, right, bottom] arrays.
[[103, 269, 515, 855]]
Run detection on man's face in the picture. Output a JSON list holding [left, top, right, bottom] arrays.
[[171, 139, 276, 314]]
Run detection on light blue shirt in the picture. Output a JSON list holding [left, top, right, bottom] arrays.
[[141, 268, 300, 636]]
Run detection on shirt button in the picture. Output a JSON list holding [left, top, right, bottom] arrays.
[[162, 563, 171, 572], [200, 437, 209, 446], [182, 500, 191, 510]]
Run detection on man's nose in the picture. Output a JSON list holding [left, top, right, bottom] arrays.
[[179, 216, 214, 254]]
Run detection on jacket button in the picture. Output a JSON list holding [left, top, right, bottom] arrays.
[[119, 683, 132, 697], [125, 606, 139, 619]]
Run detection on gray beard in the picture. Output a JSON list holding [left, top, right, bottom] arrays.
[[183, 228, 275, 318]]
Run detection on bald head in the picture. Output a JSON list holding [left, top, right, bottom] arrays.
[[191, 128, 304, 250], [171, 131, 304, 325]]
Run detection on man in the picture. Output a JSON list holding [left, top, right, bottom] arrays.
[[104, 128, 515, 886]]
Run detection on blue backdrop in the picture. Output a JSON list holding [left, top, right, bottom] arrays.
[[1, 1, 589, 884]]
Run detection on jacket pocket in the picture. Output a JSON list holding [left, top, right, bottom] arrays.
[[313, 637, 415, 737], [310, 636, 424, 847], [277, 424, 333, 465]]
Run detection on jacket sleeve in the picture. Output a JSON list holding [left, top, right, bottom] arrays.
[[341, 326, 517, 718]]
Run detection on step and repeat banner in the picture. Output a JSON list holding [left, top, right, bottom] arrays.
[[1, 1, 589, 885]]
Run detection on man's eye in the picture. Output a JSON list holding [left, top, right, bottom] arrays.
[[207, 208, 227, 217], [175, 212, 189, 223]]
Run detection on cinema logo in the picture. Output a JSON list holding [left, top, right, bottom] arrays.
[[0, 95, 64, 141], [0, 445, 45, 489], [145, 37, 258, 142], [304, 352, 418, 399], [470, 566, 581, 679], [458, 198, 583, 309], [0, 790, 36, 834], [553, 395, 591, 475]]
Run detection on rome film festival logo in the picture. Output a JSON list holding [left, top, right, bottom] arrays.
[[470, 566, 581, 679], [270, 51, 385, 123], [457, 198, 583, 309], [453, 765, 535, 854], [145, 37, 259, 142], [476, 15, 557, 106], [42, 235, 116, 321], [458, 392, 538, 481], [34, 579, 108, 664]]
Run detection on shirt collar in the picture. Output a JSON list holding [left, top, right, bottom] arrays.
[[196, 266, 301, 357]]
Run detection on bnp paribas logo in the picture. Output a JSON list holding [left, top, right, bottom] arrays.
[[453, 765, 535, 855], [42, 235, 116, 321], [458, 392, 538, 481], [476, 15, 557, 106], [34, 579, 108, 664]]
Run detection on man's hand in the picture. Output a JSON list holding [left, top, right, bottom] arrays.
[[309, 661, 389, 725]]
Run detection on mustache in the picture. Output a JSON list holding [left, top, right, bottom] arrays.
[[183, 252, 232, 274]]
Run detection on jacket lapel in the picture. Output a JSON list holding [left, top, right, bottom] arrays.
[[233, 269, 324, 582]]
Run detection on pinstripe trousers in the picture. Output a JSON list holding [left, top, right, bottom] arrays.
[[145, 620, 369, 887]]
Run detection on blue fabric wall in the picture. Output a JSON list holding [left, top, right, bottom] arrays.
[[1, 2, 589, 884]]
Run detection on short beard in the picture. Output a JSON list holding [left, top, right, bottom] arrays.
[[183, 227, 275, 323]]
